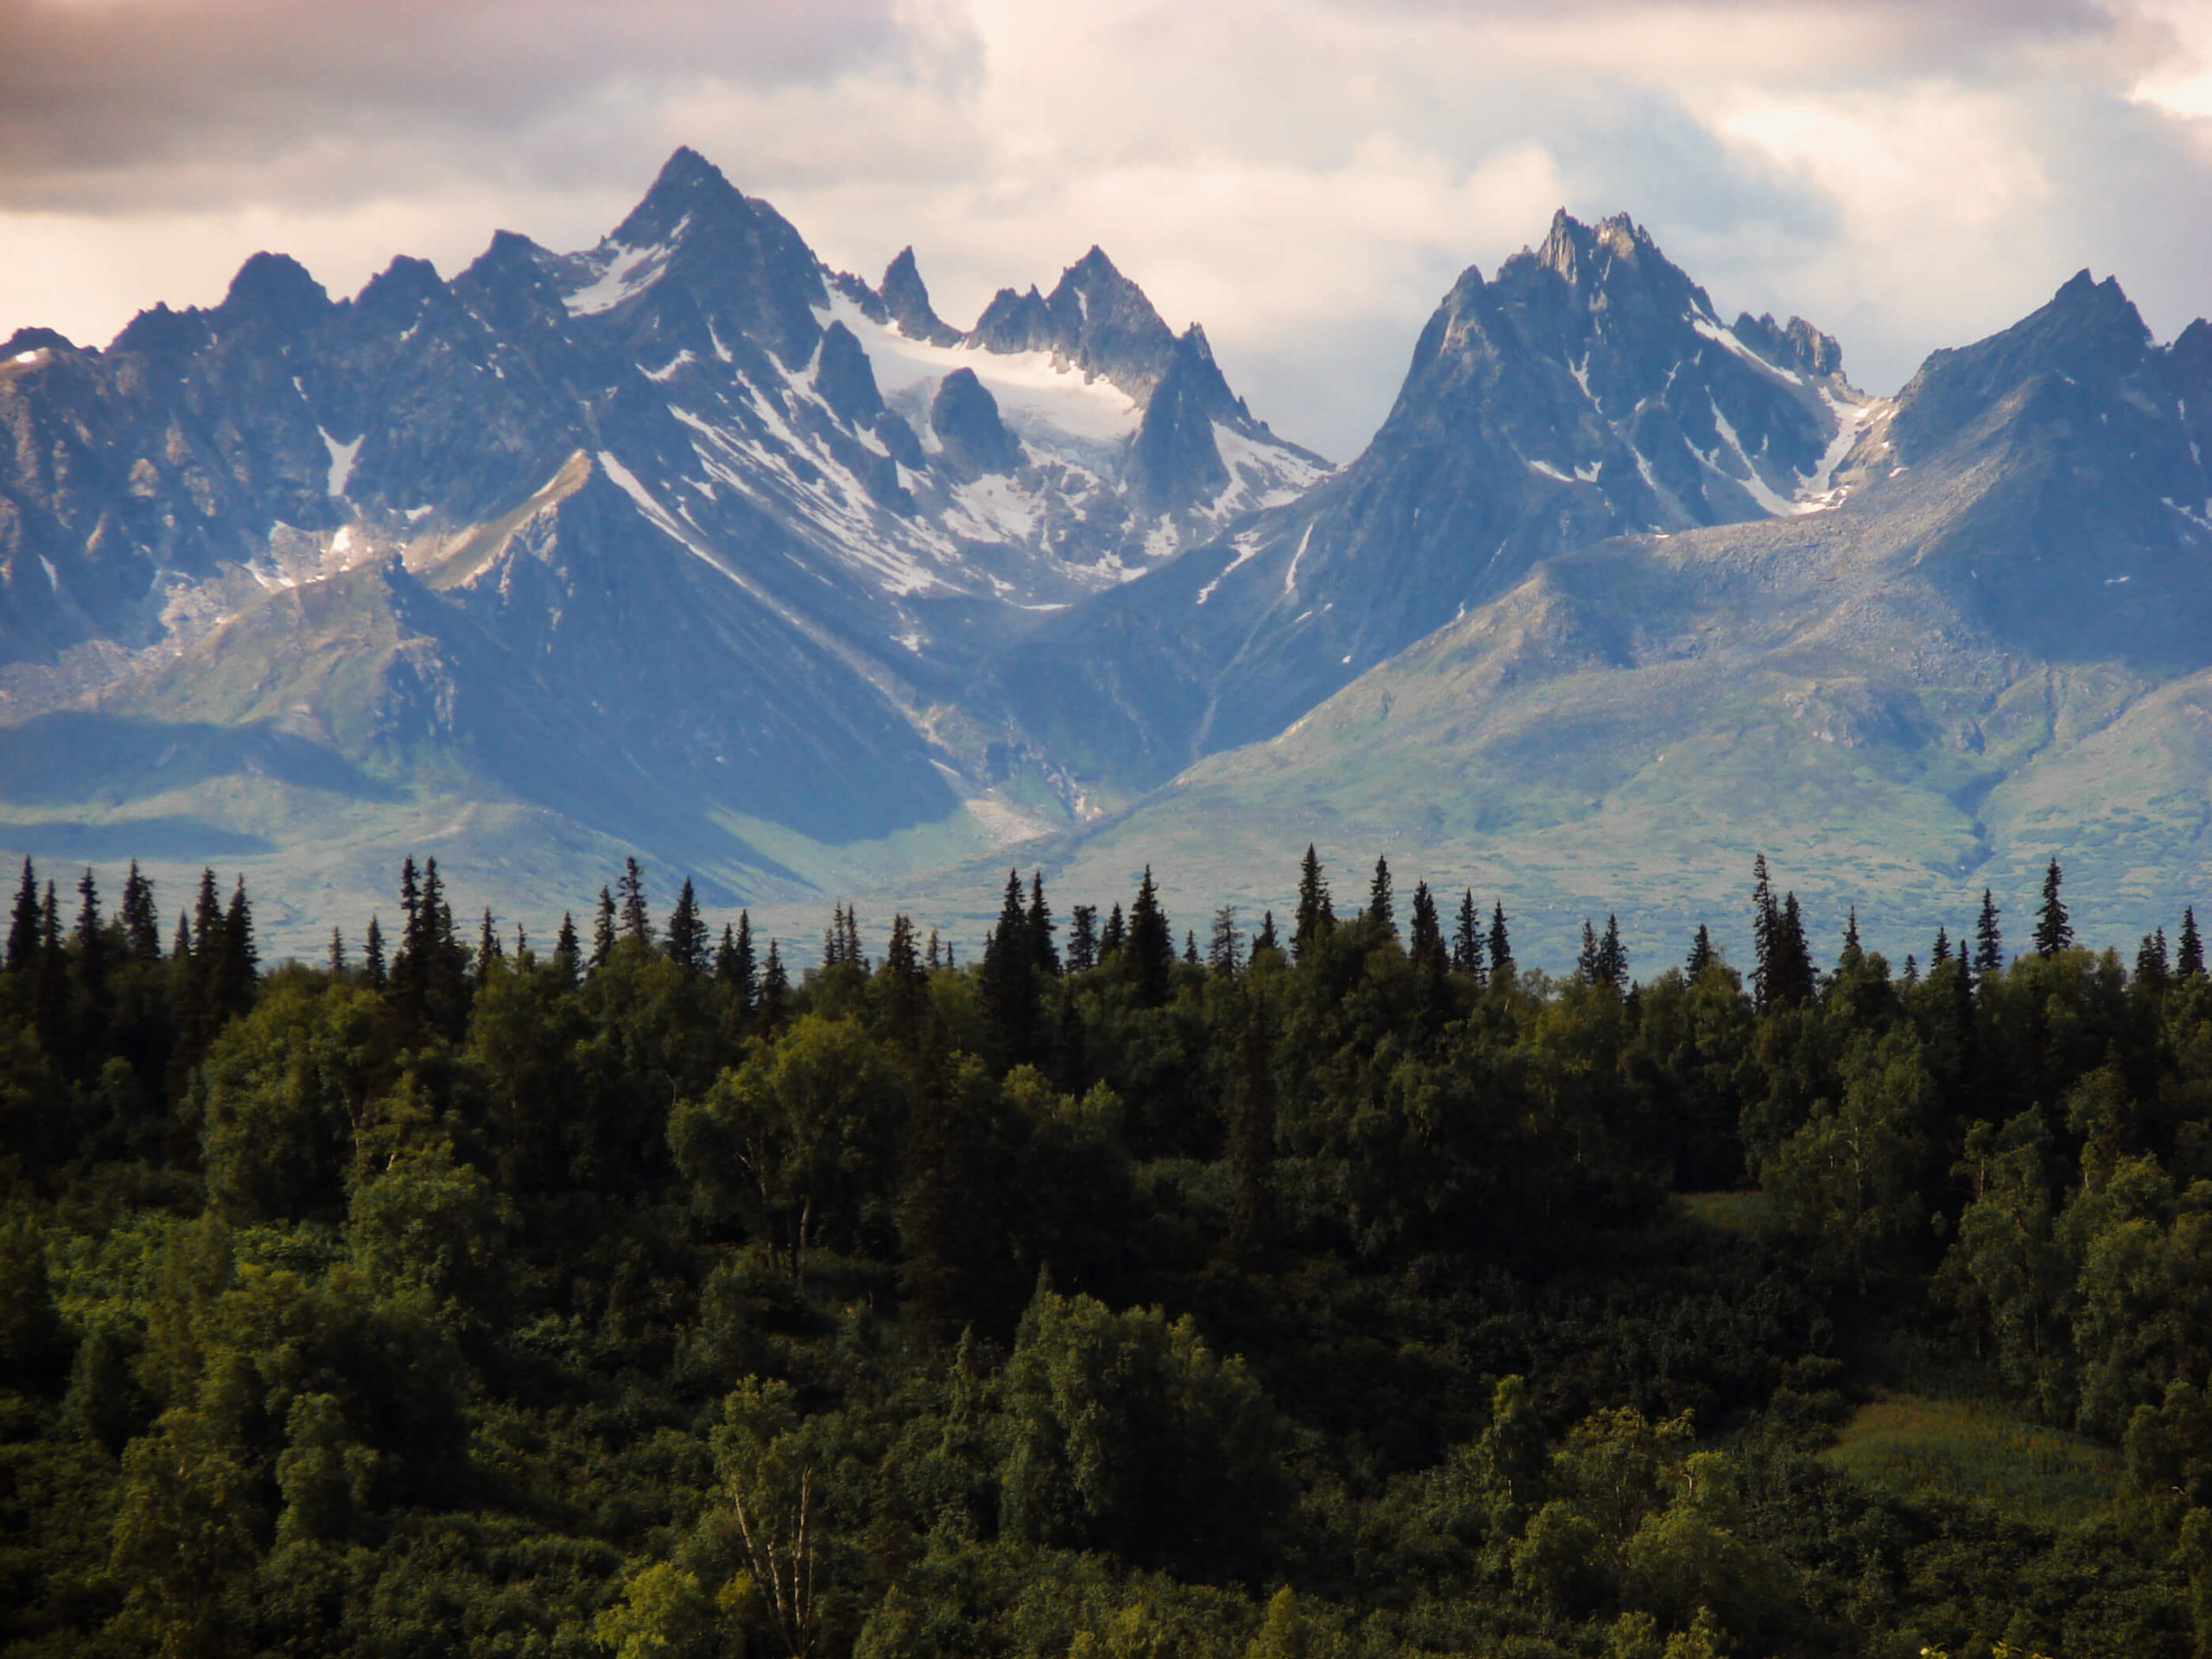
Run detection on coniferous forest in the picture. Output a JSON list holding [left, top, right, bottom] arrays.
[[9, 848, 2212, 1659]]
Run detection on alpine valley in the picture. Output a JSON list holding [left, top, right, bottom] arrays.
[[3, 148, 2210, 963]]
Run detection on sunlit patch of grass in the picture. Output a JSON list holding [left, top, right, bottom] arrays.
[[1823, 1393, 2120, 1522], [1675, 1190, 1775, 1233]]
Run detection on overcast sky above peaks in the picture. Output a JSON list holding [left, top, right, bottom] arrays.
[[3, 0, 2209, 459]]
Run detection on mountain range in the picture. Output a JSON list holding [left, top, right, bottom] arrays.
[[3, 147, 2209, 963]]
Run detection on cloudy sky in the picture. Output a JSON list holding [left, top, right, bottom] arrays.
[[2, 0, 2209, 458]]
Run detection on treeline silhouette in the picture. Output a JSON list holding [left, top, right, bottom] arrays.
[[3, 844, 2212, 1658]]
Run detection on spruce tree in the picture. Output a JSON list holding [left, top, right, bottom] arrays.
[[729, 912, 757, 1007], [1184, 930, 1199, 965], [1126, 868, 1174, 1006], [1026, 873, 1059, 976], [1367, 856, 1395, 937], [476, 907, 503, 983], [2181, 907, 2205, 980], [883, 913, 926, 1043], [1452, 889, 1481, 976], [1208, 906, 1243, 976], [2034, 859, 2072, 958], [1771, 893, 1813, 1007], [1975, 888, 2005, 978], [1408, 882, 1445, 973], [328, 928, 347, 975], [925, 928, 942, 971], [120, 861, 160, 962], [1686, 925, 1714, 978], [221, 877, 257, 1018], [1931, 925, 1951, 966], [1488, 901, 1513, 978], [1100, 904, 1126, 959], [1252, 911, 1281, 961], [823, 904, 847, 969], [980, 870, 1039, 1065], [617, 858, 651, 943], [1293, 845, 1333, 960], [1751, 855, 1778, 1012], [2138, 929, 2172, 992], [714, 923, 739, 986], [33, 882, 64, 1055], [365, 917, 386, 988], [757, 940, 790, 1027], [1067, 905, 1098, 972], [1595, 913, 1626, 992], [73, 868, 106, 1000], [6, 858, 38, 973], [1577, 919, 1600, 983], [172, 909, 193, 965], [1903, 953, 1918, 986], [665, 878, 708, 976], [590, 887, 616, 972]]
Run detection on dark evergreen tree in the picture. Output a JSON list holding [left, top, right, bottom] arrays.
[[1366, 856, 1395, 937], [590, 887, 616, 972], [551, 912, 578, 983], [34, 882, 65, 1055], [981, 870, 1040, 1065], [2180, 906, 2204, 980], [727, 912, 757, 1008], [1686, 925, 1714, 978], [1126, 868, 1174, 1006], [1208, 906, 1243, 976], [883, 913, 927, 1044], [1452, 888, 1482, 976], [1100, 903, 1126, 959], [476, 907, 503, 983], [665, 878, 708, 976], [1903, 953, 1918, 985], [364, 916, 386, 988], [925, 928, 942, 971], [328, 928, 347, 975], [7, 857, 39, 972], [221, 877, 257, 1018], [2034, 859, 2072, 958], [1577, 919, 1601, 983], [2137, 929, 2172, 993], [1252, 910, 1281, 961], [1974, 887, 2005, 978], [120, 861, 161, 962], [1488, 901, 1513, 978], [713, 924, 740, 988], [1408, 881, 1445, 973], [172, 908, 192, 965], [1184, 930, 1199, 965], [757, 939, 790, 1028], [617, 858, 651, 944], [1594, 913, 1626, 992], [1027, 873, 1059, 976], [1293, 845, 1333, 959], [1067, 905, 1099, 972], [1768, 893, 1814, 1008], [1931, 925, 1952, 966]]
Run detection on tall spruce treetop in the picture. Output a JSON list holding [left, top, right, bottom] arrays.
[[8, 858, 39, 973], [1253, 910, 1281, 961], [1208, 906, 1243, 976], [1452, 889, 1483, 978], [120, 861, 161, 962], [1577, 919, 1601, 983], [1686, 925, 1714, 978], [1596, 913, 1627, 992], [1126, 866, 1174, 1006], [2034, 860, 2072, 958], [2138, 927, 2172, 992], [1294, 845, 1333, 959], [476, 908, 504, 982], [666, 878, 709, 976], [1101, 903, 1125, 959], [1067, 906, 1098, 973], [1026, 872, 1059, 976], [591, 887, 617, 971], [618, 858, 652, 944], [364, 916, 386, 988], [981, 869, 1041, 1065], [1367, 856, 1395, 938], [1408, 881, 1445, 971], [1975, 889, 2005, 977], [1488, 901, 1513, 977], [1751, 855, 1778, 1011], [2180, 906, 2205, 979]]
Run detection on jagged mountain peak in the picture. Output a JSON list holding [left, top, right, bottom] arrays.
[[880, 246, 960, 345], [218, 252, 332, 333]]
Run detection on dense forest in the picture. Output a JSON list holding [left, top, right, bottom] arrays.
[[4, 845, 2212, 1659]]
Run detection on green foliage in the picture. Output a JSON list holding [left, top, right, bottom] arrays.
[[8, 849, 2212, 1656]]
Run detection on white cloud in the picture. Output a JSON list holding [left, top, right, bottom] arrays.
[[1, 0, 2209, 458]]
